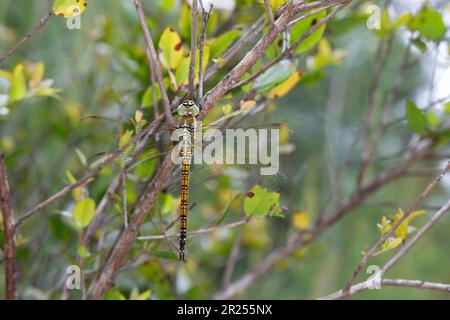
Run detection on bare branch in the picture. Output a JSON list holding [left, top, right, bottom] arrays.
[[380, 197, 450, 275], [137, 216, 255, 240], [188, 0, 198, 95], [91, 154, 174, 299], [198, 1, 212, 99], [15, 115, 164, 229], [227, 2, 347, 93], [0, 150, 16, 299], [0, 11, 53, 66], [201, 0, 333, 118], [264, 0, 276, 27], [320, 278, 450, 300], [213, 137, 434, 299], [134, 0, 175, 128]]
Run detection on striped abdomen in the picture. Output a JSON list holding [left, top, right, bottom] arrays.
[[179, 160, 190, 261], [179, 125, 194, 261]]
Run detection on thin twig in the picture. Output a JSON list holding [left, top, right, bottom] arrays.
[[380, 197, 450, 276], [134, 0, 175, 128], [343, 160, 450, 293], [0, 11, 53, 66], [137, 216, 255, 240], [0, 150, 16, 299], [150, 65, 160, 119], [264, 0, 276, 27], [14, 115, 164, 229], [198, 1, 212, 99], [222, 229, 243, 288], [201, 0, 343, 119], [227, 1, 347, 94], [319, 278, 450, 300], [213, 137, 433, 299], [188, 0, 198, 95]]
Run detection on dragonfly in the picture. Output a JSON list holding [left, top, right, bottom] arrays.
[[78, 97, 291, 261], [175, 98, 200, 261]]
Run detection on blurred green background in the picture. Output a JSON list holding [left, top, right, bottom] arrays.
[[0, 0, 449, 299]]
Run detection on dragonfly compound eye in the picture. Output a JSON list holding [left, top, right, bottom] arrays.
[[177, 104, 187, 115], [191, 105, 200, 115]]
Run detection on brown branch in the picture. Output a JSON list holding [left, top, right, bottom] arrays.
[[91, 154, 174, 299], [14, 115, 164, 229], [89, 0, 350, 300], [137, 216, 255, 240], [203, 16, 267, 82], [0, 11, 53, 66], [320, 278, 450, 300], [343, 160, 450, 293], [380, 197, 450, 275], [227, 1, 347, 93], [134, 0, 175, 128], [222, 229, 243, 288], [198, 1, 212, 99], [0, 150, 16, 300], [213, 138, 433, 299], [199, 0, 310, 118], [188, 0, 198, 95], [264, 0, 276, 27]]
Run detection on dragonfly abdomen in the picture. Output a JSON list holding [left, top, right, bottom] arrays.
[[178, 124, 195, 261]]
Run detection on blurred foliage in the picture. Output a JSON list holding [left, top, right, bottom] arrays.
[[0, 0, 449, 300]]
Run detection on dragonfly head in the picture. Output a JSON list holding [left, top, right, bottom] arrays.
[[177, 100, 200, 116]]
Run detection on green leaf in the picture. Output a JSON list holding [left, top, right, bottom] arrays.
[[105, 288, 126, 300], [157, 193, 174, 216], [72, 198, 96, 228], [290, 10, 327, 54], [158, 28, 184, 70], [130, 287, 152, 300], [310, 39, 346, 71], [9, 64, 26, 102], [244, 185, 279, 217], [253, 60, 298, 93], [178, 2, 191, 40], [142, 85, 161, 107], [53, 0, 87, 18], [411, 38, 428, 53], [329, 15, 367, 36], [427, 111, 439, 129], [408, 7, 446, 41], [406, 100, 427, 134], [175, 45, 210, 87], [209, 29, 241, 58]]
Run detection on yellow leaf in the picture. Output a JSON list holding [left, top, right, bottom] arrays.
[[27, 62, 44, 89], [222, 103, 232, 115], [134, 110, 143, 123], [393, 208, 426, 240], [0, 69, 13, 82], [267, 71, 302, 99], [72, 198, 96, 229], [158, 28, 184, 70], [292, 211, 310, 230], [240, 100, 256, 110], [66, 171, 82, 201], [9, 64, 26, 102], [53, 0, 87, 18], [374, 237, 403, 256], [259, 0, 285, 10]]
